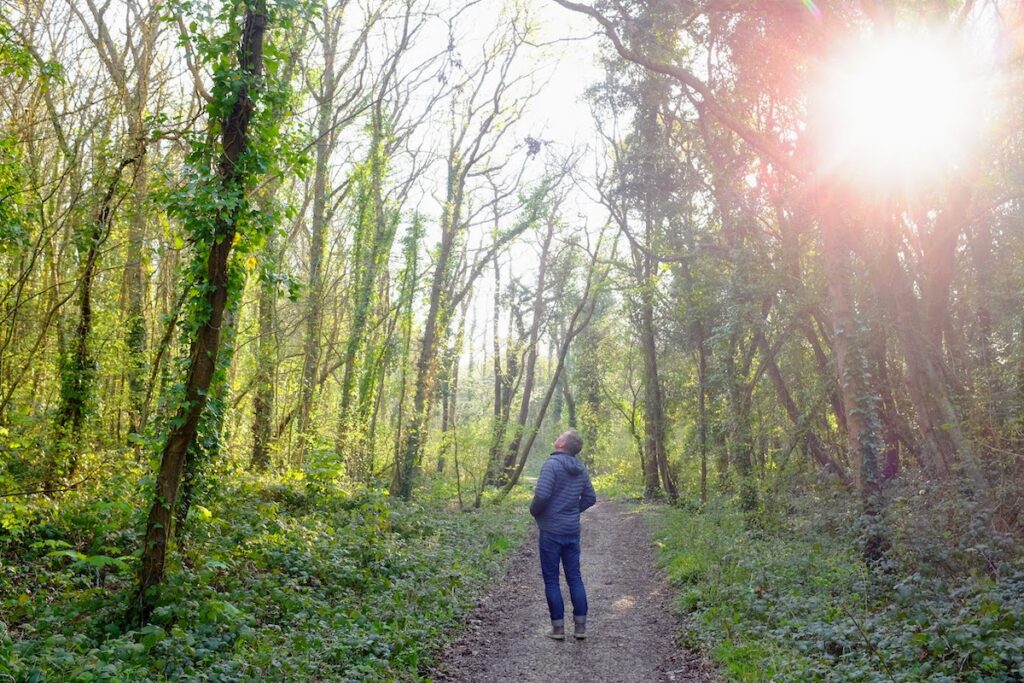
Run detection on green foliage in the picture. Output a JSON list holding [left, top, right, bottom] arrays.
[[0, 132, 30, 254], [1, 479, 529, 681], [651, 496, 1024, 682], [157, 0, 309, 333], [336, 117, 402, 474], [592, 462, 645, 500], [0, 21, 31, 78], [0, 18, 32, 253]]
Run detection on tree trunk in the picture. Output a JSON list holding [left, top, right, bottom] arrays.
[[485, 307, 522, 486], [497, 264, 602, 499], [800, 318, 848, 434], [821, 212, 887, 564], [56, 155, 135, 476], [639, 284, 670, 500], [634, 241, 664, 500], [872, 222, 987, 497], [755, 330, 850, 486], [250, 291, 274, 471], [561, 366, 577, 428], [250, 227, 277, 471], [921, 187, 971, 355], [490, 248, 502, 468], [967, 215, 1001, 436], [296, 17, 338, 460], [389, 215, 424, 474], [392, 170, 462, 499], [724, 334, 756, 511], [337, 118, 397, 478], [500, 222, 554, 481], [437, 352, 453, 474], [124, 133, 149, 443], [176, 301, 239, 530], [135, 1, 267, 618], [437, 304, 466, 474], [697, 321, 709, 504], [551, 337, 564, 423]]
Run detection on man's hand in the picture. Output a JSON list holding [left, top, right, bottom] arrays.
[[579, 471, 596, 512]]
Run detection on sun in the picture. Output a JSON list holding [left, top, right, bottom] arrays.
[[814, 29, 985, 189]]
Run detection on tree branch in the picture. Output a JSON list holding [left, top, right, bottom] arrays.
[[550, 0, 806, 180]]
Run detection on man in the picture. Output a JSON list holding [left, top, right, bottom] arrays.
[[529, 429, 597, 641]]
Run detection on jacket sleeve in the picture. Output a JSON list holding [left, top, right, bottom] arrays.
[[530, 460, 555, 518], [579, 469, 597, 512]]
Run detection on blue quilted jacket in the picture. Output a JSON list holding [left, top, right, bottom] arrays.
[[529, 452, 597, 535]]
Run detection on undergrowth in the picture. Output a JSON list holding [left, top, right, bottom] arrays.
[[592, 468, 644, 500], [0, 473, 529, 682], [650, 492, 1024, 682]]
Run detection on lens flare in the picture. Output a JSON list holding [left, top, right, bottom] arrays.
[[801, 0, 822, 19], [814, 29, 988, 189]]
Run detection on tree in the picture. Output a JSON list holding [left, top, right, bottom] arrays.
[[135, 0, 275, 617], [295, 0, 370, 460], [560, 0, 1004, 544], [497, 216, 555, 482], [392, 11, 540, 498], [497, 228, 607, 497]]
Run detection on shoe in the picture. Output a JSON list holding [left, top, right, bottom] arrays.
[[574, 619, 586, 640], [546, 621, 565, 640]]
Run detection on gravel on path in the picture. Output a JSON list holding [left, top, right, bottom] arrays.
[[429, 499, 715, 682]]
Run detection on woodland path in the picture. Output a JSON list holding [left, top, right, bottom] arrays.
[[430, 499, 715, 682]]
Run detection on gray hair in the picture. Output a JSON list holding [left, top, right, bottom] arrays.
[[558, 429, 584, 456]]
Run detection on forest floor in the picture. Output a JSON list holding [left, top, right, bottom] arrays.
[[429, 499, 715, 683]]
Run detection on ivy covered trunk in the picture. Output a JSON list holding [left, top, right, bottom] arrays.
[[821, 211, 888, 564], [484, 255, 520, 488], [497, 254, 603, 499], [697, 320, 709, 504], [486, 247, 504, 483], [639, 282, 666, 499], [123, 27, 158, 441], [296, 7, 340, 461], [872, 231, 988, 500], [124, 133, 149, 444], [135, 0, 268, 618], [337, 114, 397, 479], [55, 155, 135, 478], [724, 334, 756, 512], [175, 300, 240, 530], [436, 301, 468, 474], [392, 172, 460, 499], [756, 330, 850, 486], [250, 227, 277, 471]]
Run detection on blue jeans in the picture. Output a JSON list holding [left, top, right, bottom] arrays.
[[538, 530, 588, 624]]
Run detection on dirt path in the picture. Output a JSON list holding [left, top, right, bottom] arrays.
[[430, 500, 715, 682]]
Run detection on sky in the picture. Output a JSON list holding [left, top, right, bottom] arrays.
[[396, 0, 609, 380]]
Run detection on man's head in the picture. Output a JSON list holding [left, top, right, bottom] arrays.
[[554, 429, 584, 456]]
